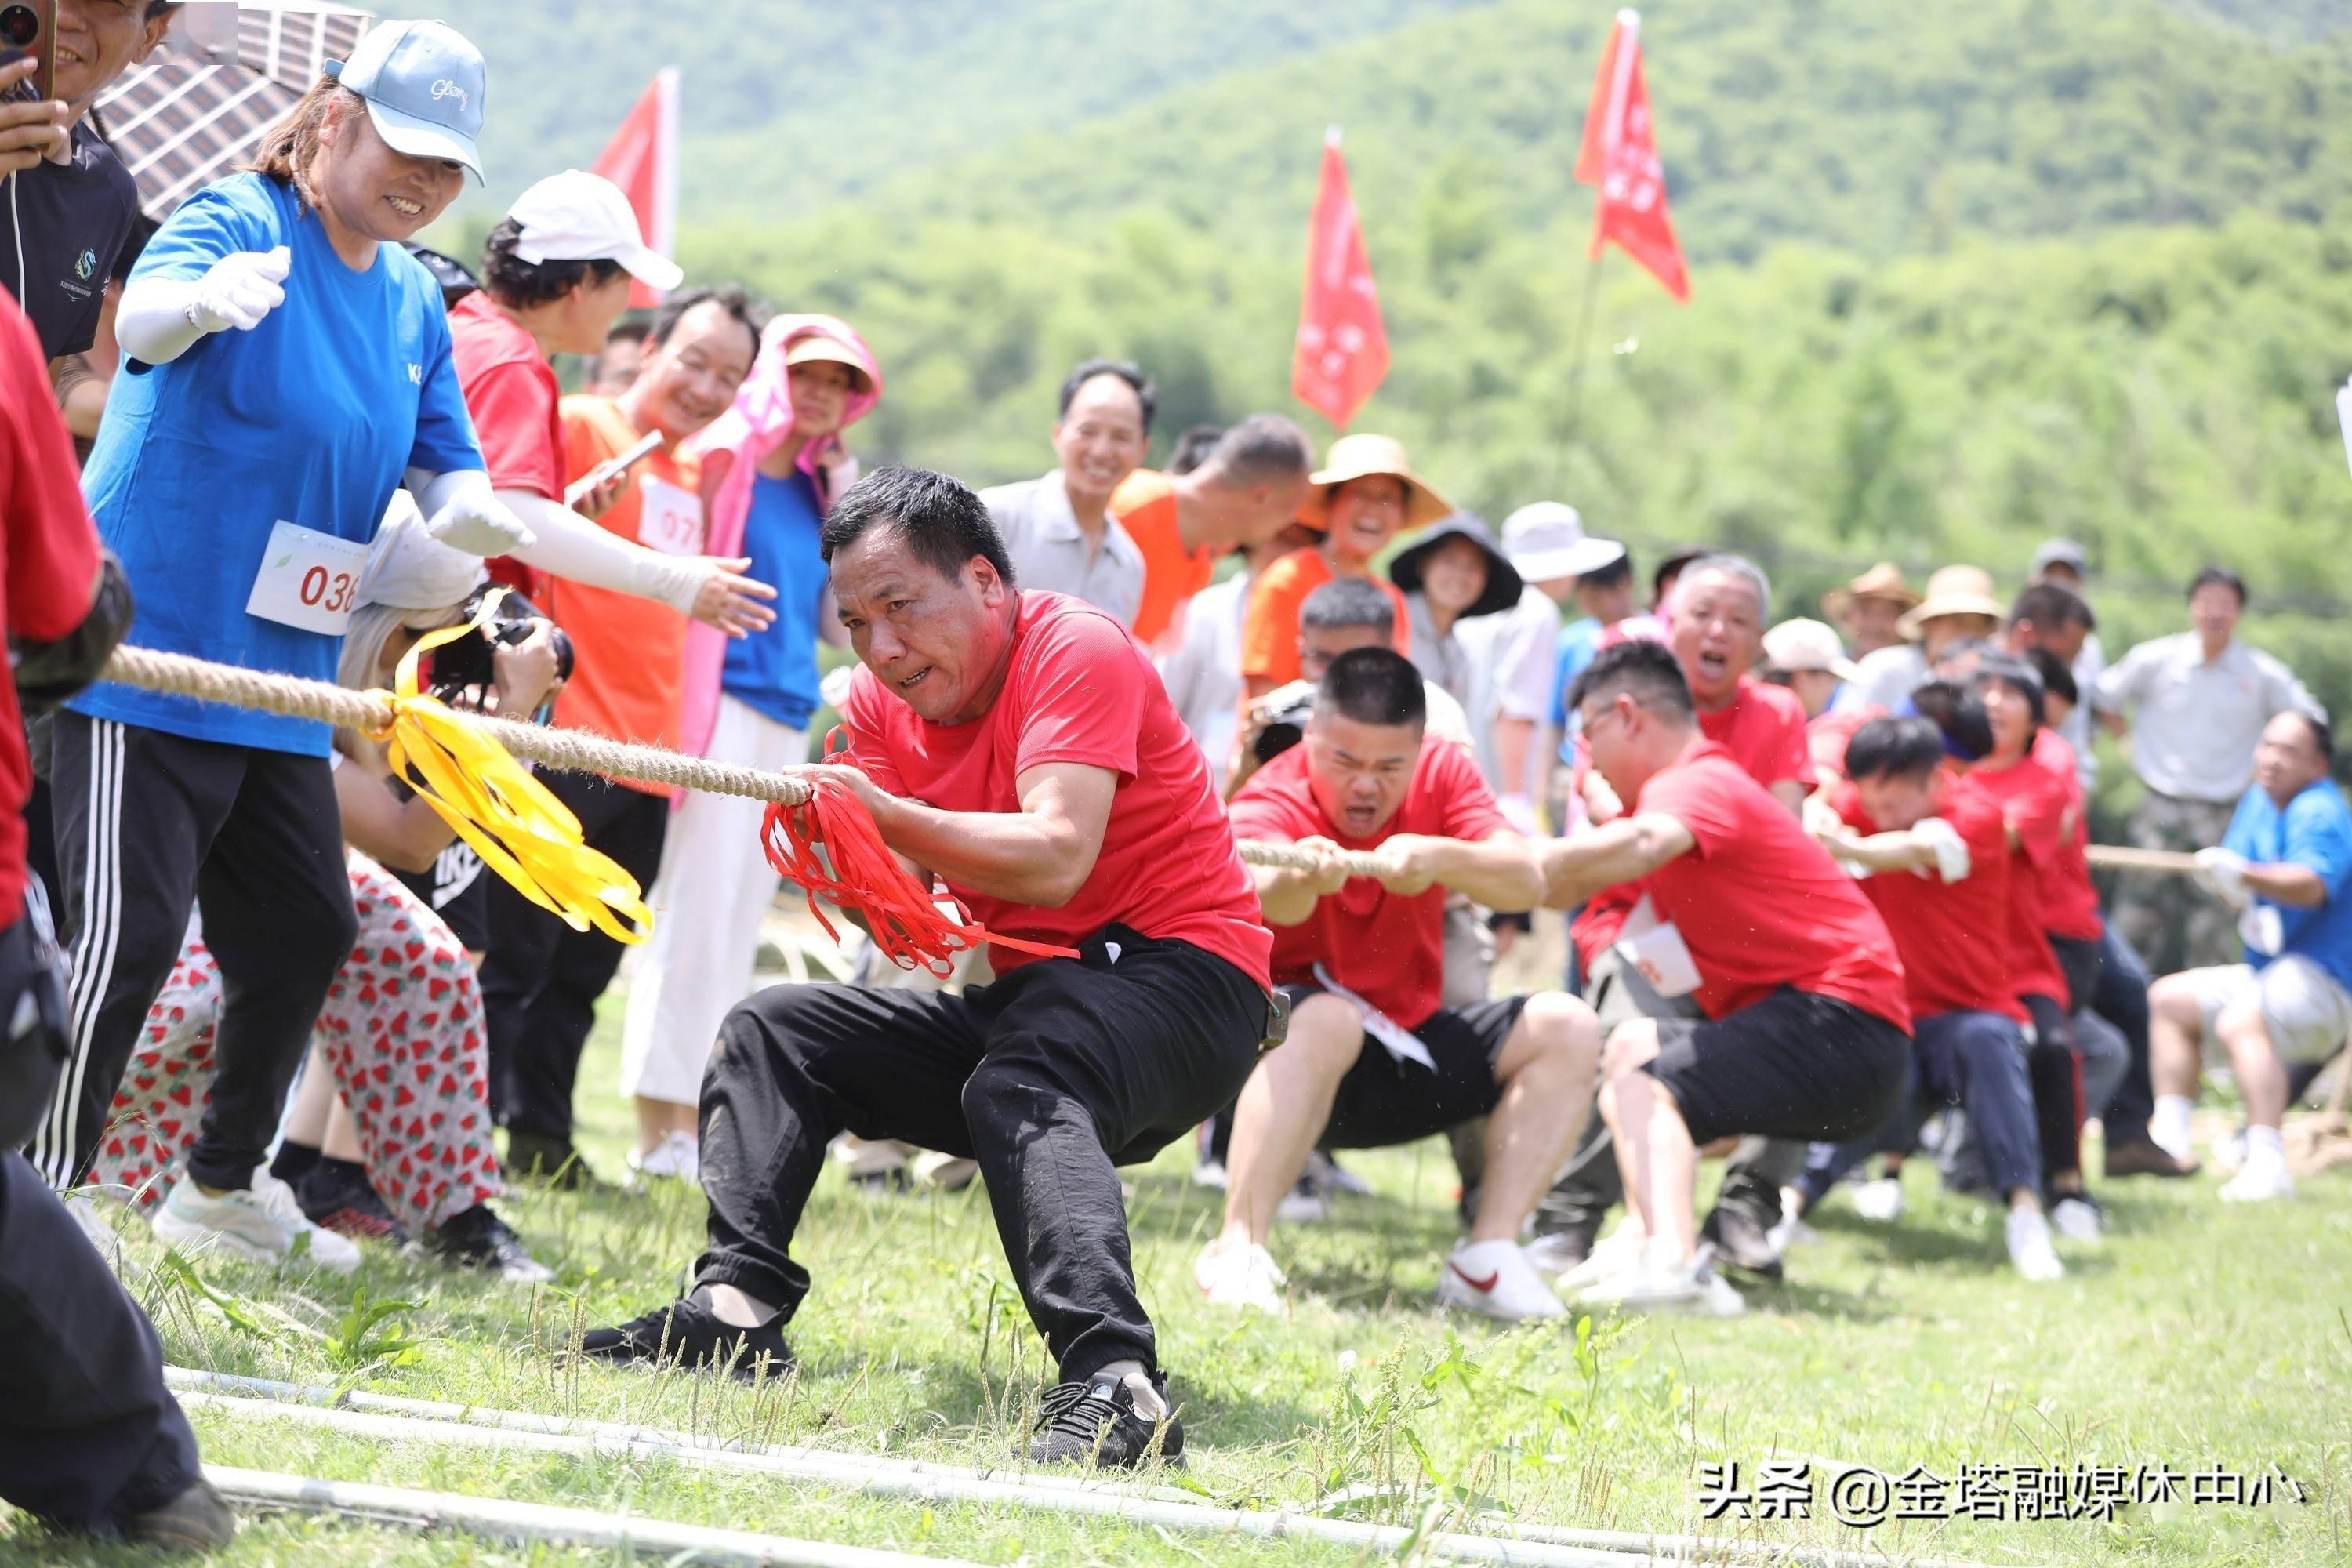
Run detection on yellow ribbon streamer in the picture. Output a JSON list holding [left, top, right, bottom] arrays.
[[368, 592, 652, 945]]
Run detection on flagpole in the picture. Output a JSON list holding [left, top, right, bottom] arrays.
[[1552, 252, 1606, 490]]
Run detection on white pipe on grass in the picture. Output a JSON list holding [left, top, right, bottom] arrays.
[[204, 1463, 989, 1568]]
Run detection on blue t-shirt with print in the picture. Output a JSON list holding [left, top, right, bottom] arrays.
[[2222, 776, 2352, 993], [721, 470, 828, 730], [70, 173, 481, 756]]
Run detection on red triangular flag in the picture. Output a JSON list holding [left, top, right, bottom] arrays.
[[1574, 12, 1690, 303], [591, 68, 680, 310], [1291, 129, 1390, 430]]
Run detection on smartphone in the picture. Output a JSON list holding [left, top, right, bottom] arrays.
[[0, 2, 55, 105], [564, 428, 664, 507]]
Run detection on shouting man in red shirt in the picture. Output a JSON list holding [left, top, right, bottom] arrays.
[[581, 468, 1276, 1470], [1538, 641, 1911, 1315], [1206, 649, 1599, 1321]]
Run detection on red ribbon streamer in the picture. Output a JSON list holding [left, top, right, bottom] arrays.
[[759, 734, 1080, 978]]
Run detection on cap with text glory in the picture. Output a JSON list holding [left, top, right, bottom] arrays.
[[506, 170, 684, 292], [326, 20, 488, 181]]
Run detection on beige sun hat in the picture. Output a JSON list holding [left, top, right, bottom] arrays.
[[1762, 618, 1864, 683], [1896, 564, 2004, 641], [1821, 561, 1922, 622], [1294, 433, 1454, 533]]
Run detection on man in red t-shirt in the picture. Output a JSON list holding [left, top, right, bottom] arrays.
[[1207, 649, 1598, 1322], [582, 468, 1273, 1470], [1791, 717, 2064, 1281], [1537, 641, 1911, 1314], [0, 296, 231, 1546]]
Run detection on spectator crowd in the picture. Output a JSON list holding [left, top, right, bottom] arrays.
[[2, 8, 2346, 1541]]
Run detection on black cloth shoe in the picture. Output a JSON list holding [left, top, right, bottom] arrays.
[[2103, 1138, 2198, 1178], [1701, 1205, 1784, 1283], [505, 1130, 610, 1192], [1029, 1370, 1183, 1468], [423, 1205, 553, 1283], [579, 1295, 793, 1381], [125, 1479, 237, 1552], [296, 1155, 411, 1245]]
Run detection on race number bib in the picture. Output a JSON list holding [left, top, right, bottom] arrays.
[[1613, 893, 1703, 998], [244, 520, 368, 636], [636, 476, 704, 557]]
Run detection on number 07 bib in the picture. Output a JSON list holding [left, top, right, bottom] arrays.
[[245, 519, 370, 637]]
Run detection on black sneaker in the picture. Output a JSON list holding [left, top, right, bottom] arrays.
[[296, 1157, 411, 1246], [125, 1479, 238, 1552], [1029, 1369, 1183, 1468], [423, 1204, 553, 1283], [505, 1130, 610, 1192], [1701, 1204, 1784, 1283], [578, 1294, 793, 1381]]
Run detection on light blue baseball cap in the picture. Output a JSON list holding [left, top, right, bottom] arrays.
[[325, 20, 488, 182]]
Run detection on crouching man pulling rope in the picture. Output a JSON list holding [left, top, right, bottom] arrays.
[[582, 468, 1279, 1469]]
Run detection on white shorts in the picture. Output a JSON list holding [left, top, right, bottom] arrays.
[[2186, 955, 2352, 1065]]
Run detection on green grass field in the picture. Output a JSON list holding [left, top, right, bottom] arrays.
[[5, 966, 2347, 1568]]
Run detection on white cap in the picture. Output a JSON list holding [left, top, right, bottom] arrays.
[[505, 169, 683, 292], [1762, 618, 1864, 684], [1501, 501, 1626, 583]]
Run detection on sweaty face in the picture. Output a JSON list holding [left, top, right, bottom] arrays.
[[1304, 710, 1422, 839], [53, 0, 162, 112], [640, 300, 757, 438], [2254, 713, 2327, 800], [1668, 569, 1762, 707], [1297, 622, 1387, 683], [830, 528, 1011, 724], [1417, 537, 1490, 618], [316, 103, 465, 246], [1051, 374, 1148, 506], [1321, 476, 1408, 569], [2190, 583, 2242, 647], [1854, 769, 1940, 833]]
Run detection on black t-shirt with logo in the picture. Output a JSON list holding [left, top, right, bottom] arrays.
[[2, 120, 138, 361]]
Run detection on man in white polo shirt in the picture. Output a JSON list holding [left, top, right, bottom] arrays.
[[979, 359, 1154, 622]]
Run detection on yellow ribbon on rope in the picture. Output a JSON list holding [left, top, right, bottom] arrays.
[[368, 591, 652, 944]]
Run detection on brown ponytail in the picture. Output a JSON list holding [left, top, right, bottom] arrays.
[[244, 76, 361, 212]]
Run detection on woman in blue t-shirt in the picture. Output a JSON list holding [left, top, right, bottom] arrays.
[[36, 22, 534, 1268]]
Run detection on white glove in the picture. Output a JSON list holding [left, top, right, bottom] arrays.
[[187, 246, 292, 334], [2194, 847, 2252, 910]]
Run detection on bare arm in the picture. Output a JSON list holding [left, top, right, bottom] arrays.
[[1494, 717, 1536, 801], [2245, 862, 2328, 909], [832, 760, 1117, 909], [1769, 779, 1807, 817], [333, 754, 454, 873], [1537, 812, 1699, 908], [1817, 826, 1941, 874], [1248, 836, 1350, 927], [1374, 829, 1544, 913]]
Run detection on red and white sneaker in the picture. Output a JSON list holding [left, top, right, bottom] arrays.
[[1435, 1238, 1566, 1322]]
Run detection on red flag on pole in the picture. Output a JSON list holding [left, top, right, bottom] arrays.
[[591, 67, 681, 310], [1291, 128, 1390, 430], [1573, 11, 1690, 303]]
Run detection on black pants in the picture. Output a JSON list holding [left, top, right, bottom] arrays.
[[696, 925, 1265, 1383], [2091, 922, 2155, 1146], [2024, 993, 2083, 1184], [478, 772, 668, 1141], [32, 714, 356, 1190], [0, 1150, 202, 1534]]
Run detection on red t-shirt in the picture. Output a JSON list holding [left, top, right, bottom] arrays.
[[1836, 772, 2024, 1023], [1573, 676, 1813, 970], [450, 292, 565, 597], [1966, 747, 2074, 1007], [840, 591, 1271, 987], [2030, 728, 2103, 941], [0, 301, 103, 924], [1228, 737, 1508, 1029], [1632, 742, 1911, 1031]]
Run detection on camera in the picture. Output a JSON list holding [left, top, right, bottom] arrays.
[[1249, 687, 1319, 766], [0, 5, 42, 49], [424, 586, 574, 708], [0, 2, 51, 105]]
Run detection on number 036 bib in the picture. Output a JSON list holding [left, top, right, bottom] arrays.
[[245, 519, 370, 637]]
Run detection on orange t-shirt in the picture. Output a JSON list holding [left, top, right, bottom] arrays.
[[1238, 547, 1412, 686], [1112, 470, 1214, 649], [546, 395, 699, 797]]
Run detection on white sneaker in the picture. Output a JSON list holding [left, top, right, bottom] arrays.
[[1523, 1229, 1594, 1281], [1852, 1176, 1906, 1223], [2049, 1194, 2103, 1243], [1275, 1174, 1330, 1224], [2005, 1208, 2065, 1281], [1577, 1248, 1745, 1317], [1557, 1222, 1648, 1290], [626, 1131, 699, 1185], [1194, 1234, 1287, 1311], [1435, 1239, 1566, 1322], [1190, 1157, 1229, 1189], [151, 1170, 361, 1275], [2209, 1130, 2248, 1174], [2218, 1160, 2294, 1203], [912, 1152, 978, 1192], [1766, 1189, 1819, 1252]]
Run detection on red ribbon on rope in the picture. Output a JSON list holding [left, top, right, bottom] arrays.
[[759, 731, 1081, 977]]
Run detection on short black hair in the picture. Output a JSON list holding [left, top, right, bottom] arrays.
[[1316, 647, 1425, 730], [1299, 577, 1396, 637], [649, 284, 764, 362], [1908, 680, 1995, 762], [480, 219, 628, 310], [604, 319, 651, 350], [2010, 581, 2095, 633], [820, 466, 1015, 587], [2022, 645, 2078, 708], [1202, 414, 1313, 487], [1973, 653, 2046, 729], [1567, 637, 1695, 724], [1577, 553, 1633, 592], [1846, 716, 1947, 784], [1166, 423, 1225, 477], [1650, 545, 1708, 606], [2189, 564, 2248, 606], [1057, 358, 1157, 436], [2278, 710, 2337, 765]]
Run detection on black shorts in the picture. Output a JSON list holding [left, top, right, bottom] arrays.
[[391, 843, 491, 952], [1279, 985, 1527, 1149], [1640, 987, 1909, 1145]]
